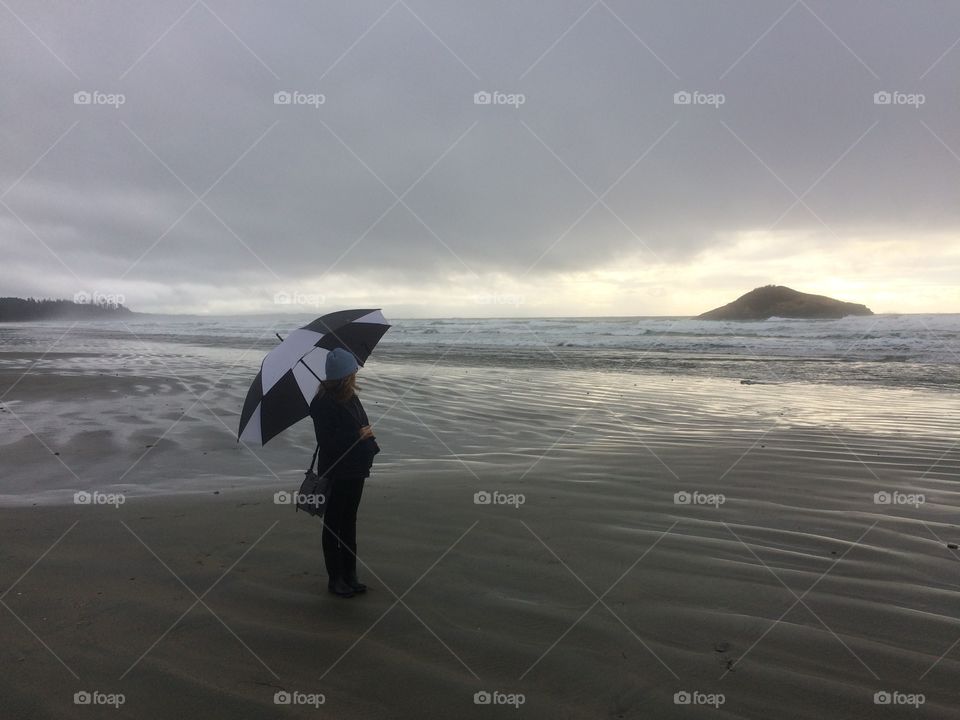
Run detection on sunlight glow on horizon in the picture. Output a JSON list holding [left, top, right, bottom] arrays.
[[30, 231, 958, 317]]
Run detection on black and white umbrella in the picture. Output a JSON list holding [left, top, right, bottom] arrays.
[[238, 308, 390, 445]]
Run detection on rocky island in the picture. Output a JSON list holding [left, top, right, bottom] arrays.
[[698, 285, 873, 321]]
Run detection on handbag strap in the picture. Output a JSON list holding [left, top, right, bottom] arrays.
[[307, 442, 320, 474]]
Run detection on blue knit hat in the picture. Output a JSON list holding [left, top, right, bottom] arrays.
[[324, 347, 359, 381]]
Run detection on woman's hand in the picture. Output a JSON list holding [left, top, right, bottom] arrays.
[[359, 425, 375, 440]]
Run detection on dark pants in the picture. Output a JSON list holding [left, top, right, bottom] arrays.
[[322, 475, 365, 581]]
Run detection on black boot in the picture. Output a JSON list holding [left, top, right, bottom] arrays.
[[343, 545, 366, 593], [345, 573, 367, 593], [327, 577, 355, 598]]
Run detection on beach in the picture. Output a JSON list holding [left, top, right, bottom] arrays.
[[1, 316, 959, 718]]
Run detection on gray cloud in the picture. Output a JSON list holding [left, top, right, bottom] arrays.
[[2, 1, 959, 311]]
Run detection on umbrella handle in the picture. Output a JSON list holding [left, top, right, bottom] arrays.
[[298, 358, 322, 382]]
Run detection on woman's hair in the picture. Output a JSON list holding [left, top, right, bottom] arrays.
[[318, 372, 357, 403]]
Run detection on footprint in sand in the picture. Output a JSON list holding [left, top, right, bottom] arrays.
[[713, 642, 735, 671]]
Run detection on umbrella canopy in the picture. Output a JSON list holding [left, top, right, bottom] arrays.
[[238, 309, 390, 445]]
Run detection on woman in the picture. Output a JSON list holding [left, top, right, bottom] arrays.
[[309, 348, 380, 598]]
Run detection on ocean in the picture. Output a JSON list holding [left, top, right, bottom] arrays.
[[2, 313, 958, 389]]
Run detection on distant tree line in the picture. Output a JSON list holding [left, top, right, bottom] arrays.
[[0, 297, 134, 322]]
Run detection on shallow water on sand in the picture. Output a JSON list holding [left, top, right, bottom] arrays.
[[0, 334, 956, 505]]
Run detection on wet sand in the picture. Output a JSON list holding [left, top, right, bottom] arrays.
[[2, 359, 960, 718]]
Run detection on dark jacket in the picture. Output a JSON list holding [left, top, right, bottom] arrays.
[[309, 391, 380, 478]]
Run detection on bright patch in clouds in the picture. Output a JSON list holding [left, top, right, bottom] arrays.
[[53, 229, 954, 317]]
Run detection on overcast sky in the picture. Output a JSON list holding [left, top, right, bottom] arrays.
[[2, 0, 959, 316]]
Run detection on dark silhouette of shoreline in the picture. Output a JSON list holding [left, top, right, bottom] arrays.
[[0, 297, 136, 322]]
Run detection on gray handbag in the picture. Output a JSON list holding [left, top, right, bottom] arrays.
[[295, 443, 331, 517]]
